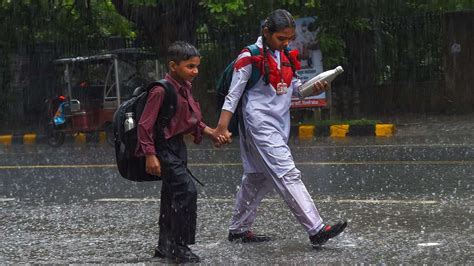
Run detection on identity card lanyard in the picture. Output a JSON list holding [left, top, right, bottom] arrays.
[[275, 51, 288, 95]]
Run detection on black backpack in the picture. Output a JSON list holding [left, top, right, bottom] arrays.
[[113, 79, 177, 182], [216, 44, 261, 135]]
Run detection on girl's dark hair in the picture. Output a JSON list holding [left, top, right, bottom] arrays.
[[261, 9, 297, 85], [167, 41, 200, 64]]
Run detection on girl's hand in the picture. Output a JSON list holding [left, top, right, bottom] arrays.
[[212, 126, 232, 147], [313, 81, 328, 95], [145, 155, 161, 176]]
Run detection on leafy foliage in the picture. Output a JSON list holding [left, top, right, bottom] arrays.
[[198, 0, 474, 68], [1, 0, 473, 125], [0, 0, 135, 47]]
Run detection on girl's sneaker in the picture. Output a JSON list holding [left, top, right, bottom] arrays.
[[310, 221, 347, 248]]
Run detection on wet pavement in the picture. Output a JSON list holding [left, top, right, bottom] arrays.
[[2, 196, 471, 264], [1, 118, 473, 264]]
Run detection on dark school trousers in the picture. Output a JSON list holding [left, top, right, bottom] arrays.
[[155, 134, 197, 247]]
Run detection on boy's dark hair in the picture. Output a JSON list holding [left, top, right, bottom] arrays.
[[261, 9, 297, 85], [167, 41, 200, 64]]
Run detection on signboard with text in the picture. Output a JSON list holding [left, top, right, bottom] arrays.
[[289, 16, 326, 108]]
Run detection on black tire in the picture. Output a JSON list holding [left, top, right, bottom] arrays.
[[47, 131, 65, 147]]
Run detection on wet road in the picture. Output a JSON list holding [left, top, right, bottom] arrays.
[[1, 135, 473, 264]]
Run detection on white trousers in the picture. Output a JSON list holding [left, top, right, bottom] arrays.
[[229, 134, 324, 236]]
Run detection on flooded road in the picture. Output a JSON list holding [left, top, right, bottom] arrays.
[[1, 136, 473, 264]]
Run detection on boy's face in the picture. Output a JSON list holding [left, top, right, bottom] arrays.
[[170, 56, 200, 82]]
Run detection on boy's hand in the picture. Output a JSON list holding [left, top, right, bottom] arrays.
[[204, 126, 221, 143], [205, 127, 218, 143], [145, 155, 161, 176], [312, 81, 328, 95]]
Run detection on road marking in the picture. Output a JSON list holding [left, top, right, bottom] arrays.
[[335, 199, 438, 204], [2, 143, 473, 156], [192, 161, 473, 166], [95, 198, 160, 202], [188, 143, 474, 150], [0, 164, 115, 169], [94, 198, 438, 205], [0, 197, 440, 205], [0, 160, 473, 170]]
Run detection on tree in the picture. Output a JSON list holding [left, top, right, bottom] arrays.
[[0, 0, 135, 128], [110, 0, 200, 55], [0, 0, 135, 47]]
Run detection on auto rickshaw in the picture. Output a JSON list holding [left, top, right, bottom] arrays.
[[44, 49, 163, 147]]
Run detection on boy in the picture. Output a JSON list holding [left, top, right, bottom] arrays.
[[136, 41, 217, 263]]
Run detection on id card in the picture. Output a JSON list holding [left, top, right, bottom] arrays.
[[276, 82, 288, 95]]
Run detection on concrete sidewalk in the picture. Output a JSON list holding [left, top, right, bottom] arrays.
[[0, 114, 472, 145], [385, 114, 474, 137]]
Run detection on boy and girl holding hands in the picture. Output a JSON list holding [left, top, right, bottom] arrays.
[[136, 9, 347, 263]]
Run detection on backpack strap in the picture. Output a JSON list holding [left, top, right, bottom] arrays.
[[155, 79, 177, 128], [244, 44, 261, 90], [234, 44, 261, 138], [141, 79, 177, 130]]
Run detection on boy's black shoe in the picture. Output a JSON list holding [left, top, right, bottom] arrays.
[[310, 221, 347, 248], [153, 246, 165, 258], [153, 244, 200, 263], [228, 231, 271, 243]]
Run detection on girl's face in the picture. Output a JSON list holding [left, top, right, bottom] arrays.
[[169, 56, 200, 82], [264, 27, 296, 51]]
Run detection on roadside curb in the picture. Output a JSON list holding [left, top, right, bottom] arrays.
[[295, 124, 396, 140], [0, 125, 395, 145], [0, 132, 109, 146]]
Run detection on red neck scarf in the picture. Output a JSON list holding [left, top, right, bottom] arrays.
[[234, 48, 301, 90]]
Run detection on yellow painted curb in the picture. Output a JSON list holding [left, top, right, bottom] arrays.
[[74, 133, 87, 144], [298, 125, 315, 141], [376, 124, 395, 137], [23, 134, 37, 144], [330, 124, 349, 138], [99, 131, 107, 143], [0, 135, 13, 145]]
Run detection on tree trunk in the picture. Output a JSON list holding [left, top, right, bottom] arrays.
[[111, 0, 200, 56]]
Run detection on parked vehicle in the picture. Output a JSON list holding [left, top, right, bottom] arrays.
[[44, 49, 162, 147]]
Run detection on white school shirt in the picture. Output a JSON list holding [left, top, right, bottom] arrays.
[[222, 37, 304, 177]]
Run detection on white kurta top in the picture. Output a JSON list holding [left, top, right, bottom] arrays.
[[222, 37, 304, 178]]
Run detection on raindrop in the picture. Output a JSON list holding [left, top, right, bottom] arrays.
[[417, 242, 441, 247], [342, 243, 356, 247]]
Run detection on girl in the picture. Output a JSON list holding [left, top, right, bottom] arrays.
[[213, 9, 347, 248]]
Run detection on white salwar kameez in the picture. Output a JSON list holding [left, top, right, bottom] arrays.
[[222, 37, 324, 236]]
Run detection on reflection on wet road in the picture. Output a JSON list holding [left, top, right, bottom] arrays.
[[1, 137, 473, 264]]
